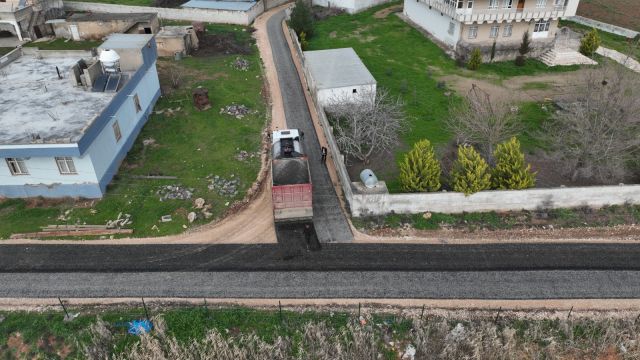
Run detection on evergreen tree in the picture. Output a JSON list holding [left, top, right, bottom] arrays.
[[290, 0, 314, 38], [399, 139, 442, 192], [579, 29, 601, 57], [519, 31, 531, 56], [492, 137, 536, 190], [490, 40, 497, 63], [451, 145, 491, 195], [467, 48, 482, 70]]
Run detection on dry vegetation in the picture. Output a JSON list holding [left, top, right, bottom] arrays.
[[76, 311, 640, 360]]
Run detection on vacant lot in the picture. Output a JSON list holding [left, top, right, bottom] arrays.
[[1, 305, 639, 359], [577, 0, 640, 31], [306, 3, 584, 191], [0, 25, 266, 239]]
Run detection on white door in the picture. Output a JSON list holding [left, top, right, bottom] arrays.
[[69, 25, 80, 41]]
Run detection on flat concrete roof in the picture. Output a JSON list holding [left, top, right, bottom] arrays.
[[303, 48, 376, 90], [180, 0, 256, 11], [99, 34, 154, 50], [157, 26, 192, 38], [0, 54, 115, 145]]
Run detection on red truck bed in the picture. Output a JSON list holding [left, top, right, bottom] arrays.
[[272, 157, 313, 222]]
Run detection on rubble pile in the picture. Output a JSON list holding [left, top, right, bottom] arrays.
[[232, 57, 250, 71], [206, 174, 239, 197], [157, 185, 194, 201], [193, 197, 214, 220], [106, 212, 132, 228], [234, 150, 259, 161], [220, 104, 250, 119]]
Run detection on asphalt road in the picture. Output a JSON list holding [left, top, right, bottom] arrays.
[[2, 271, 640, 299], [267, 10, 353, 243], [2, 243, 640, 272]]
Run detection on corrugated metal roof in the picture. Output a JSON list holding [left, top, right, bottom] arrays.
[[303, 48, 376, 90], [181, 0, 256, 11]]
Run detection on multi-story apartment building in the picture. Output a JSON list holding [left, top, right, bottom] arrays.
[[403, 0, 580, 61]]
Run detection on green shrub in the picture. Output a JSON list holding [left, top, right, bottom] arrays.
[[467, 48, 482, 70], [492, 137, 536, 190], [290, 0, 314, 38], [399, 139, 442, 192], [299, 31, 309, 50], [515, 55, 526, 67], [579, 29, 601, 57], [490, 40, 497, 63], [452, 145, 491, 195]]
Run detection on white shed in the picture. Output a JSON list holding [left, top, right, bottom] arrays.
[[303, 48, 376, 108]]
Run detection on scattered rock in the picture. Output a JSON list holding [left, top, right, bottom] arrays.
[[151, 224, 159, 231], [106, 212, 132, 228], [57, 209, 72, 221], [157, 185, 194, 201], [203, 211, 213, 219], [182, 224, 187, 229], [161, 215, 173, 222], [510, 105, 520, 113], [423, 212, 432, 220], [402, 344, 416, 360], [142, 138, 156, 147], [220, 104, 251, 119], [232, 57, 250, 71], [206, 175, 240, 197], [187, 212, 197, 223], [194, 198, 206, 209], [234, 150, 259, 161], [0, 315, 4, 323]]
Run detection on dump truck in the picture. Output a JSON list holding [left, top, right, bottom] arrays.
[[271, 129, 313, 223]]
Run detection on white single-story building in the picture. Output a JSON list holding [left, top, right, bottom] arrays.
[[0, 33, 161, 198], [303, 47, 377, 108]]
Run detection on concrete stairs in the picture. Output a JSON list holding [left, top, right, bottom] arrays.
[[538, 48, 598, 67]]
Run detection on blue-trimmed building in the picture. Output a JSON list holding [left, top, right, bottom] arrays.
[[0, 34, 161, 198]]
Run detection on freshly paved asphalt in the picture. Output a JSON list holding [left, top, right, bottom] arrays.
[[2, 243, 640, 272], [2, 271, 640, 299], [267, 10, 353, 243]]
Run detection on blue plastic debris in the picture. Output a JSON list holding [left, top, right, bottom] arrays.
[[128, 320, 153, 335]]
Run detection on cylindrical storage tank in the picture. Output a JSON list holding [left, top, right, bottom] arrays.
[[99, 49, 120, 73], [360, 169, 378, 189]]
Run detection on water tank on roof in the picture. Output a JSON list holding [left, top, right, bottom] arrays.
[[360, 169, 378, 189], [99, 49, 120, 74]]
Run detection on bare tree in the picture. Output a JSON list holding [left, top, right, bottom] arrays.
[[325, 88, 408, 164], [446, 85, 521, 162], [545, 62, 640, 183]]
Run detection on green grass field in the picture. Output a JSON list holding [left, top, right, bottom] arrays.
[[306, 3, 580, 192], [0, 25, 266, 239]]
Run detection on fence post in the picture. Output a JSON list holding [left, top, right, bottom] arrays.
[[358, 302, 361, 318], [279, 300, 283, 323], [494, 307, 502, 324], [58, 297, 70, 319], [142, 297, 150, 322], [567, 306, 573, 320], [420, 304, 425, 321]]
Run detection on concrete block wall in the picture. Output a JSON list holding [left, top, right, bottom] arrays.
[[64, 1, 265, 25], [0, 47, 22, 69], [567, 15, 639, 39]]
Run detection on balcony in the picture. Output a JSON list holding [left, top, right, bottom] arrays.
[[419, 0, 567, 23]]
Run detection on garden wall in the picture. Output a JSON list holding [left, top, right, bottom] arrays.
[[567, 15, 639, 39], [0, 47, 21, 69], [287, 21, 640, 218], [64, 1, 265, 25]]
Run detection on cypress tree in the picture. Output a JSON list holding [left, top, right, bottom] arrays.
[[399, 139, 442, 192], [290, 0, 314, 38], [452, 145, 491, 195], [492, 137, 536, 190]]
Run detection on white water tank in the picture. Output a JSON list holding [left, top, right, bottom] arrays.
[[99, 49, 121, 73], [360, 169, 378, 188]]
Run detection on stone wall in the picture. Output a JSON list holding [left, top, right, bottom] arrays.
[[0, 47, 22, 69], [568, 15, 639, 39], [64, 1, 265, 25]]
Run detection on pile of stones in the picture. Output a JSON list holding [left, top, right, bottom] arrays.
[[232, 57, 250, 71], [234, 150, 258, 161], [220, 104, 250, 119], [157, 185, 194, 201], [207, 175, 239, 197]]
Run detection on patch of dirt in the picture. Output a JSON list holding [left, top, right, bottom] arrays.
[[312, 7, 345, 20], [37, 334, 72, 359], [193, 32, 252, 57], [374, 4, 402, 19], [577, 0, 640, 32], [7, 333, 29, 358], [329, 31, 337, 38]]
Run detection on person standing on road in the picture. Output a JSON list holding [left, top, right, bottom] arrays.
[[300, 130, 304, 140], [321, 146, 327, 163]]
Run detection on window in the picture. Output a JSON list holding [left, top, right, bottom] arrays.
[[6, 158, 28, 175], [133, 94, 142, 113], [503, 23, 513, 37], [503, 0, 513, 8], [55, 157, 77, 175], [489, 0, 498, 9], [113, 121, 122, 142], [457, 0, 464, 8], [536, 0, 546, 8], [467, 0, 473, 8], [553, 0, 563, 7], [534, 19, 551, 32], [490, 24, 500, 38], [448, 22, 455, 35], [468, 25, 478, 39]]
